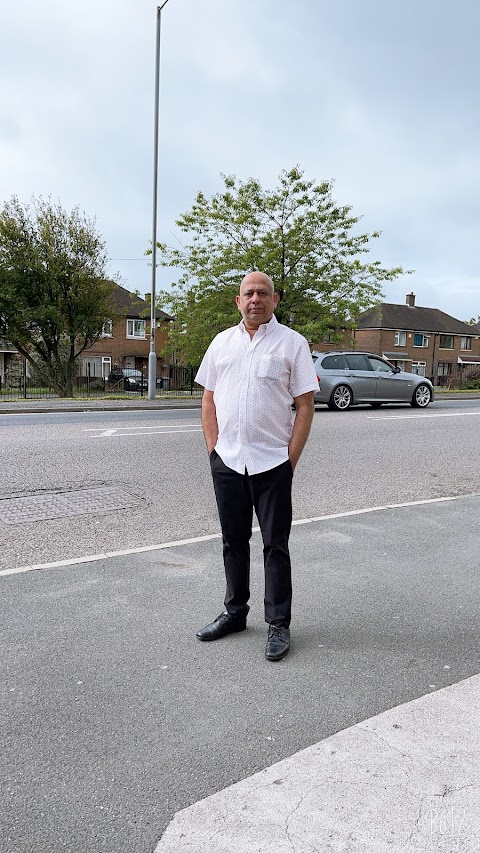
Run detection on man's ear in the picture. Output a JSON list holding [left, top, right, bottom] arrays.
[[273, 292, 279, 308], [236, 294, 241, 310]]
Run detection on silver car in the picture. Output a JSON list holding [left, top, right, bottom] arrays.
[[313, 351, 434, 411]]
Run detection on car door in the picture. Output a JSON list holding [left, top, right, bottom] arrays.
[[344, 353, 376, 401], [367, 355, 411, 401]]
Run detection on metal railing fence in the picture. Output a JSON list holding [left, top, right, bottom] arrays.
[[0, 363, 201, 401]]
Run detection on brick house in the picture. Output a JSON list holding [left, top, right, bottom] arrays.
[[0, 339, 19, 387], [80, 283, 173, 382], [353, 293, 480, 385]]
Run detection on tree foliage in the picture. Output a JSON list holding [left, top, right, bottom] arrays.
[[155, 167, 408, 364], [0, 196, 117, 395]]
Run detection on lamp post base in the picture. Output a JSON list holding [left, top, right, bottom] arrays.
[[147, 350, 157, 400]]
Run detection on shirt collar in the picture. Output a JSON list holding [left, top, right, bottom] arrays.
[[239, 313, 278, 337]]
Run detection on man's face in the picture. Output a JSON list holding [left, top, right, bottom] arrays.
[[236, 275, 279, 328]]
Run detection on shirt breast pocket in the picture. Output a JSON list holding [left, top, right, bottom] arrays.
[[257, 354, 285, 381]]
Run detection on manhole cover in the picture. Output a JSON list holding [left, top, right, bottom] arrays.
[[0, 487, 144, 525]]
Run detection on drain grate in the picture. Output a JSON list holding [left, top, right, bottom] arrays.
[[0, 487, 144, 525]]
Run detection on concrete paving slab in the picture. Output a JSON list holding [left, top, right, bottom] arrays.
[[155, 673, 480, 853]]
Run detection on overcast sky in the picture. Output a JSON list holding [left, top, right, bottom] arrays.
[[1, 0, 479, 321]]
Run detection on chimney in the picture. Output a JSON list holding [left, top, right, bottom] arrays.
[[406, 292, 416, 307], [144, 293, 151, 302]]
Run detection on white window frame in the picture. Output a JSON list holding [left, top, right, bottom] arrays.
[[412, 361, 426, 376], [100, 320, 113, 337], [437, 362, 452, 376], [126, 319, 146, 339], [102, 357, 112, 378], [460, 336, 472, 351], [83, 356, 111, 378], [394, 330, 406, 346], [413, 334, 429, 348]]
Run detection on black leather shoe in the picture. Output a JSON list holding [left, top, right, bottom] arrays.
[[196, 611, 247, 641], [265, 625, 290, 661]]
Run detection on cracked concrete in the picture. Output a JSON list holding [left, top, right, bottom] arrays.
[[155, 673, 480, 853]]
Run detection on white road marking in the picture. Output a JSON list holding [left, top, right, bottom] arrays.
[[368, 411, 480, 420], [1, 492, 477, 578], [0, 534, 222, 577], [85, 425, 203, 438], [290, 493, 478, 525], [89, 429, 203, 438], [84, 423, 201, 430]]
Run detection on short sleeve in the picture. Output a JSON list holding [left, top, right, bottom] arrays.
[[195, 342, 217, 391], [288, 337, 319, 398]]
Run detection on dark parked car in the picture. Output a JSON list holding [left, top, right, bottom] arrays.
[[108, 368, 148, 392], [312, 351, 434, 411]]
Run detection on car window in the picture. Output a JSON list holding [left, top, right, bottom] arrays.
[[321, 355, 348, 370], [345, 354, 371, 371], [367, 356, 393, 373]]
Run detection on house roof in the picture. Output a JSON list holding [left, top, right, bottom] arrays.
[[0, 338, 17, 353], [111, 283, 172, 321], [358, 303, 478, 335]]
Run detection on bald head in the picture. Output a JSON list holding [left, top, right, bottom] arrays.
[[239, 271, 275, 296]]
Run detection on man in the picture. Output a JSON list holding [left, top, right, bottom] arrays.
[[195, 271, 318, 661]]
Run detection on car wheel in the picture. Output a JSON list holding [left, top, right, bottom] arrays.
[[411, 383, 431, 408], [369, 402, 382, 408], [328, 385, 353, 411]]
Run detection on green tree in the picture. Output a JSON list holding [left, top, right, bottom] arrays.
[[154, 166, 409, 364], [0, 196, 117, 396]]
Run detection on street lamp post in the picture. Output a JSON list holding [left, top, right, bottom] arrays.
[[148, 0, 170, 400]]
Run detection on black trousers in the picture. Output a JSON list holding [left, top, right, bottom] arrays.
[[210, 451, 293, 627]]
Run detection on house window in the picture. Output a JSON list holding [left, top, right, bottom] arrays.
[[437, 362, 452, 376], [83, 356, 111, 378], [412, 361, 426, 376], [126, 319, 146, 339], [439, 335, 454, 349], [100, 320, 112, 337], [413, 334, 429, 347], [461, 336, 472, 350], [394, 331, 406, 346]]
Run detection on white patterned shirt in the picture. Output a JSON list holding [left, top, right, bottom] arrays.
[[195, 314, 319, 475]]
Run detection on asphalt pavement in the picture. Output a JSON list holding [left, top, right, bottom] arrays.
[[1, 492, 479, 853]]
